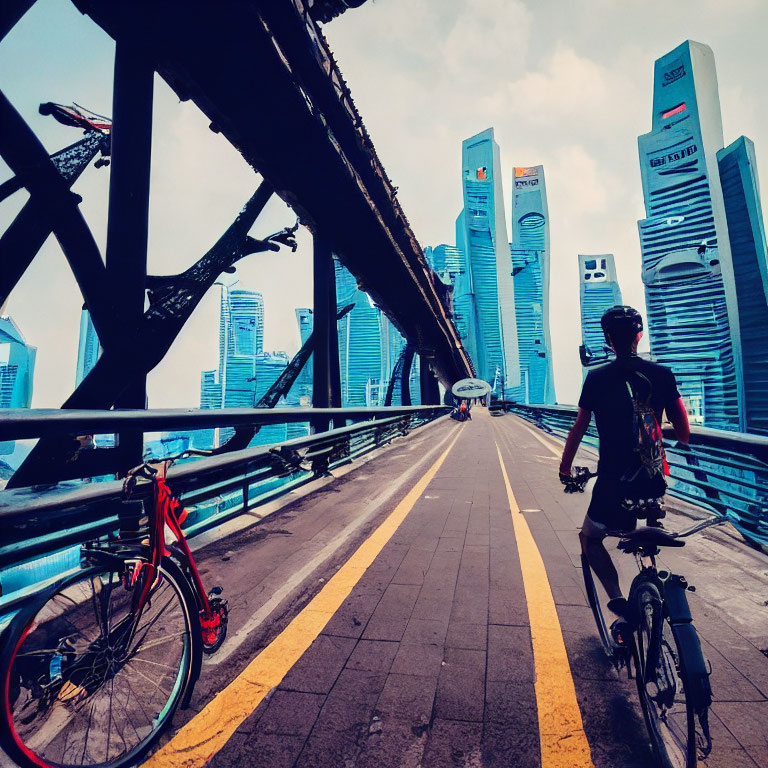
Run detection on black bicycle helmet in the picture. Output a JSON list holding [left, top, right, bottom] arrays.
[[600, 305, 643, 339]]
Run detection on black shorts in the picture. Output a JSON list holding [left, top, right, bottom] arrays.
[[586, 475, 637, 532]]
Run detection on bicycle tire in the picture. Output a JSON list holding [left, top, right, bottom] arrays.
[[633, 582, 697, 768], [581, 554, 614, 656], [0, 556, 200, 768]]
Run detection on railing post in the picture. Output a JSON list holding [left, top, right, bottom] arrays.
[[312, 232, 341, 432], [105, 27, 154, 473]]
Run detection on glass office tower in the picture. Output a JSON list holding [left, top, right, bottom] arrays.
[[579, 254, 622, 366], [292, 308, 313, 406], [0, 316, 36, 410], [378, 313, 420, 406], [637, 40, 740, 429], [508, 165, 555, 404], [717, 136, 768, 435], [458, 128, 520, 393], [0, 316, 36, 456], [199, 285, 264, 446], [335, 260, 383, 407], [253, 352, 289, 445], [75, 309, 100, 386]]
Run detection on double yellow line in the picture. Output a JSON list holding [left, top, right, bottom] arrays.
[[147, 425, 594, 768]]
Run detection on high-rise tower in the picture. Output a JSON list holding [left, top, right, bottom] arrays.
[[335, 261, 383, 407], [458, 128, 520, 393], [75, 309, 100, 386], [293, 308, 313, 407], [717, 136, 768, 434], [218, 286, 264, 409], [637, 41, 740, 429], [578, 254, 622, 366], [0, 316, 36, 456], [508, 165, 555, 404]]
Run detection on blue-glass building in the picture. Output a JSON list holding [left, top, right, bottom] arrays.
[[637, 41, 740, 429], [378, 313, 420, 406], [0, 316, 36, 456], [218, 286, 264, 410], [75, 309, 100, 386], [717, 136, 768, 435], [199, 285, 265, 446], [253, 352, 289, 445], [335, 260, 383, 407], [458, 128, 520, 393], [508, 165, 555, 404], [579, 254, 623, 366], [293, 307, 313, 406]]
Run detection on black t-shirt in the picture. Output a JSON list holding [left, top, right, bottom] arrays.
[[578, 357, 680, 477]]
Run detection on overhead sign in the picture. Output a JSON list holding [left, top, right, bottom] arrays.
[[451, 378, 492, 399]]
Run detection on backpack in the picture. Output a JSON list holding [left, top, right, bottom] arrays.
[[618, 368, 669, 501]]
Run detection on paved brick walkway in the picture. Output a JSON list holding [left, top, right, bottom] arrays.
[[149, 410, 768, 768]]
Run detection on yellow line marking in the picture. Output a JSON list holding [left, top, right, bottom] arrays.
[[144, 429, 464, 767], [495, 443, 595, 768]]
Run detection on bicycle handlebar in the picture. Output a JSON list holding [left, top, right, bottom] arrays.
[[560, 466, 597, 494]]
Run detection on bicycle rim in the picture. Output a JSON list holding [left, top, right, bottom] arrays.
[[1, 559, 194, 768], [634, 587, 696, 768]]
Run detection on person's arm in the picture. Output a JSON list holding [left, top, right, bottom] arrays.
[[666, 397, 690, 444], [560, 408, 592, 476]]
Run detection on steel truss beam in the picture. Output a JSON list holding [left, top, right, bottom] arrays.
[[6, 182, 296, 486]]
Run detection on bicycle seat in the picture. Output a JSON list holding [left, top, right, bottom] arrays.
[[618, 526, 685, 553]]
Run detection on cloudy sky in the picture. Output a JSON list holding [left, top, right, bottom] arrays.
[[2, 0, 767, 408]]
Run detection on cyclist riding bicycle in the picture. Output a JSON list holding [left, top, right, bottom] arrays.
[[559, 305, 691, 618]]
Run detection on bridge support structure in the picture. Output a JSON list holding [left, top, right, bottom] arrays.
[[419, 353, 441, 405], [312, 232, 342, 432], [105, 32, 154, 470]]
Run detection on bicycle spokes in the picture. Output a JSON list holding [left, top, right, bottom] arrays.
[[6, 561, 191, 767]]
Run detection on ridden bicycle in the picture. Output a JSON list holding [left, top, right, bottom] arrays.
[[0, 456, 228, 768], [563, 466, 723, 768]]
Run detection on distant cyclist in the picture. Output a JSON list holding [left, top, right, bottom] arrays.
[[559, 306, 690, 617]]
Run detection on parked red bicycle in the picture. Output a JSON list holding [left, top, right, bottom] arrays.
[[0, 457, 228, 768]]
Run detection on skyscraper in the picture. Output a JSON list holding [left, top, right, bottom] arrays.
[[508, 165, 555, 404], [578, 254, 622, 366], [0, 316, 36, 456], [217, 286, 264, 409], [75, 309, 100, 385], [378, 313, 421, 406], [293, 308, 314, 407], [286, 308, 313, 441], [637, 41, 740, 429], [458, 128, 520, 392], [253, 352, 289, 445], [335, 260, 383, 407], [717, 136, 768, 435]]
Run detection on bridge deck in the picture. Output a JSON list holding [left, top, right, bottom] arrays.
[[145, 411, 768, 768]]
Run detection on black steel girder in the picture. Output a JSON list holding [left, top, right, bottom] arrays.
[[70, 0, 473, 387]]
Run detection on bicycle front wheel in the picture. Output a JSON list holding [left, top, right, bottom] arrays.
[[1, 556, 197, 768], [633, 584, 697, 768]]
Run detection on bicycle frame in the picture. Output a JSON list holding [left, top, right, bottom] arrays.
[[134, 466, 213, 617]]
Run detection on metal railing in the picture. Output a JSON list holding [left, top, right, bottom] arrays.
[[504, 403, 768, 549], [0, 406, 449, 608]]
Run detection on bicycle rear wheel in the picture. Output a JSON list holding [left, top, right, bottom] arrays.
[[633, 583, 697, 768], [1, 556, 198, 768]]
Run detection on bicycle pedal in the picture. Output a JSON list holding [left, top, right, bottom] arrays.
[[208, 586, 223, 597]]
